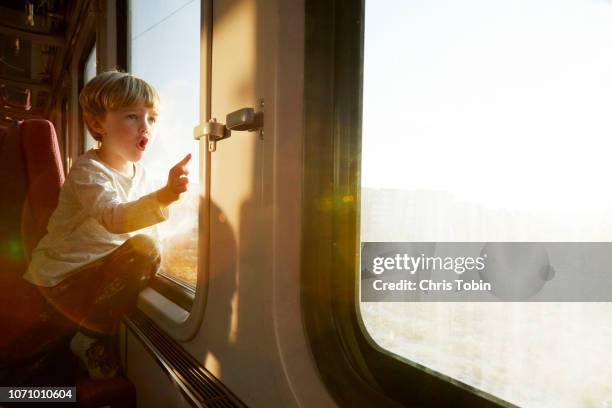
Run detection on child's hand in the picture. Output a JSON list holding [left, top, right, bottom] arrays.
[[156, 153, 191, 206], [167, 153, 191, 194]]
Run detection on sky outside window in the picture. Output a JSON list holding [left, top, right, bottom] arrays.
[[362, 0, 612, 240]]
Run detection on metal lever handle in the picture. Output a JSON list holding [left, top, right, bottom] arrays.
[[226, 107, 263, 132], [193, 105, 264, 152], [193, 118, 230, 152]]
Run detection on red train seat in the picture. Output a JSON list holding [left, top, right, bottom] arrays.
[[0, 120, 136, 407], [0, 119, 68, 364]]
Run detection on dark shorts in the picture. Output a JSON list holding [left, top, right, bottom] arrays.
[[38, 234, 161, 337]]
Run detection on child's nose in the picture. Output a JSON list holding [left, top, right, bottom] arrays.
[[140, 119, 152, 134]]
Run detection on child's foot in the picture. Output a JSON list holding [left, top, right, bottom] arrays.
[[69, 332, 120, 380]]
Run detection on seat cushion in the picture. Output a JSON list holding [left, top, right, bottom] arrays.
[[0, 273, 75, 365]]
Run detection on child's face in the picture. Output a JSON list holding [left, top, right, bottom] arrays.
[[94, 100, 158, 163]]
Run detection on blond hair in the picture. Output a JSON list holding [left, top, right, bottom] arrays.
[[79, 70, 159, 141]]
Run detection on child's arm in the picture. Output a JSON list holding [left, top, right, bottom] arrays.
[[73, 154, 192, 234]]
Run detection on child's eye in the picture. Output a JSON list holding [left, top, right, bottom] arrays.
[[148, 116, 157, 124], [127, 114, 138, 120]]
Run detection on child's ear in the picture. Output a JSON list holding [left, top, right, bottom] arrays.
[[86, 115, 105, 136]]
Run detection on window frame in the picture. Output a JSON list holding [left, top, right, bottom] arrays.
[[301, 1, 509, 406]]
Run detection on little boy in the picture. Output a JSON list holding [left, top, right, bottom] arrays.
[[23, 70, 190, 379]]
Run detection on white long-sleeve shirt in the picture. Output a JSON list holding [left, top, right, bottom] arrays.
[[23, 149, 169, 287]]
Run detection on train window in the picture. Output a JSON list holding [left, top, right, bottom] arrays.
[[128, 1, 200, 289], [360, 1, 612, 407], [82, 44, 97, 152]]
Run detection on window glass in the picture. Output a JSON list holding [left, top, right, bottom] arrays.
[[360, 1, 612, 406], [129, 0, 200, 287], [83, 45, 97, 152]]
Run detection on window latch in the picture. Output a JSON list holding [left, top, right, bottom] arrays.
[[193, 104, 264, 152]]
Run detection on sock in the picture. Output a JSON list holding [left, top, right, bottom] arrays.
[[70, 332, 119, 380]]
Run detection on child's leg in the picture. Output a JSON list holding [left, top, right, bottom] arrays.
[[77, 234, 160, 337], [40, 233, 160, 332], [40, 234, 160, 379]]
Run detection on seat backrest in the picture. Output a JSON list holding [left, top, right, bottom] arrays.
[[0, 120, 70, 362], [0, 119, 65, 274], [19, 120, 65, 262], [0, 122, 29, 274]]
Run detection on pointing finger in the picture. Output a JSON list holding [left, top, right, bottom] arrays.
[[178, 153, 192, 166]]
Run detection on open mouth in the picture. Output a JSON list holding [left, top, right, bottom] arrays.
[[137, 137, 148, 151]]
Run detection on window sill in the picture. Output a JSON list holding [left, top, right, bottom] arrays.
[[136, 274, 207, 342], [148, 273, 195, 311]]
